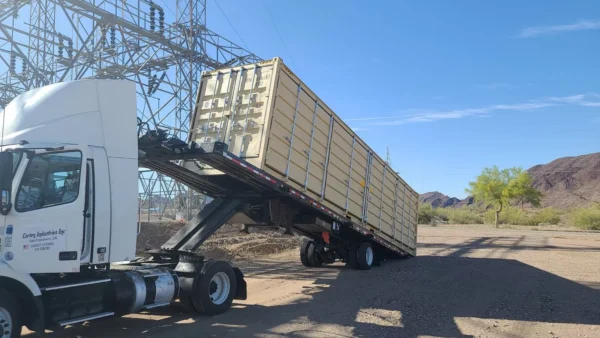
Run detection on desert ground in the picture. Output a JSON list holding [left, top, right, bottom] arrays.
[[25, 224, 600, 337]]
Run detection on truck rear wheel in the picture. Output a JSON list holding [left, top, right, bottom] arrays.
[[300, 240, 312, 267], [307, 242, 323, 267], [300, 240, 323, 267], [0, 289, 22, 338], [191, 261, 237, 315], [356, 242, 374, 270]]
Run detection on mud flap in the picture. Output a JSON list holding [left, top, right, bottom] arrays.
[[233, 267, 247, 300], [28, 296, 46, 332]]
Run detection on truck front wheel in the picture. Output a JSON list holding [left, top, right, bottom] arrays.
[[0, 289, 22, 338], [192, 261, 237, 315]]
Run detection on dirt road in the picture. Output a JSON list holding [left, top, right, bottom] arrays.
[[30, 225, 600, 337]]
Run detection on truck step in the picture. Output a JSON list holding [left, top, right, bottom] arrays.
[[40, 278, 112, 291], [58, 312, 114, 326], [141, 272, 169, 278]]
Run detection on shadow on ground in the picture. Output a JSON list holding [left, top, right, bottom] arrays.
[[37, 238, 600, 337], [421, 235, 600, 257]]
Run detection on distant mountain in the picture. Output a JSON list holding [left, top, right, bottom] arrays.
[[528, 152, 600, 209], [419, 152, 600, 210], [419, 191, 472, 208]]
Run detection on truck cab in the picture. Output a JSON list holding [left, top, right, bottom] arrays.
[[0, 80, 245, 337], [0, 79, 139, 274]]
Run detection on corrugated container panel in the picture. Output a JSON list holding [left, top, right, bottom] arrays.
[[188, 57, 419, 256]]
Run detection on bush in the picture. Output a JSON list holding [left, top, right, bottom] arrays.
[[418, 203, 436, 224], [419, 203, 562, 226], [569, 207, 600, 230], [530, 207, 561, 225], [484, 206, 522, 225], [437, 207, 483, 224], [483, 206, 561, 226]]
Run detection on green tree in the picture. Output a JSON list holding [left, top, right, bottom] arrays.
[[509, 168, 542, 210], [466, 166, 540, 228]]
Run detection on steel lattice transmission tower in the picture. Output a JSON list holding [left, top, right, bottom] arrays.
[[0, 0, 261, 220]]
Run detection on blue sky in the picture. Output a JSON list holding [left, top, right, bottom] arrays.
[[202, 0, 600, 198]]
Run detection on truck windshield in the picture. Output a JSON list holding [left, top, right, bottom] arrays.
[[15, 151, 82, 212]]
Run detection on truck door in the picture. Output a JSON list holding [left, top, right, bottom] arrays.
[[3, 147, 87, 273]]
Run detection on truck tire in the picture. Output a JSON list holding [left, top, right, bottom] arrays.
[[192, 260, 237, 315], [300, 239, 312, 267], [0, 289, 22, 338], [177, 290, 195, 313], [356, 242, 374, 270], [346, 244, 359, 269], [307, 242, 323, 267]]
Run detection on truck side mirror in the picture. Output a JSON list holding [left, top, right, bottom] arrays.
[[0, 151, 14, 192]]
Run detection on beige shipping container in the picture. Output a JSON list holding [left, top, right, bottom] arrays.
[[188, 58, 418, 255]]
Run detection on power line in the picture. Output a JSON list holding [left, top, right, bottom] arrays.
[[213, 0, 250, 51], [261, 0, 295, 68]]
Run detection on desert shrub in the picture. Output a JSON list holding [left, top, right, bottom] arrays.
[[569, 207, 600, 230], [530, 207, 561, 225], [504, 207, 527, 225], [437, 207, 483, 224], [483, 207, 561, 226], [418, 203, 436, 224], [484, 206, 529, 225]]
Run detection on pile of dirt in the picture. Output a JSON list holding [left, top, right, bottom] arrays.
[[136, 222, 304, 262], [137, 221, 185, 252]]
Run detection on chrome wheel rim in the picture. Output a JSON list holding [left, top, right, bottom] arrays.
[[366, 246, 374, 266], [0, 307, 13, 338], [209, 272, 231, 305]]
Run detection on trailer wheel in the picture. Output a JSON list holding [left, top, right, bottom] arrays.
[[346, 244, 359, 269], [192, 261, 237, 315], [300, 240, 312, 267], [356, 242, 374, 270], [307, 242, 323, 267], [300, 240, 323, 267], [0, 289, 22, 338]]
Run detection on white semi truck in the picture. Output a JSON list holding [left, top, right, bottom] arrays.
[[0, 75, 416, 337], [0, 80, 250, 337]]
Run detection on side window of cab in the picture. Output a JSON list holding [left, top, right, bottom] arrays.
[[16, 151, 82, 212]]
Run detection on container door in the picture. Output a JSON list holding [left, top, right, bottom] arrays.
[[193, 66, 273, 160], [194, 70, 235, 145], [227, 66, 272, 159], [3, 147, 87, 274]]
